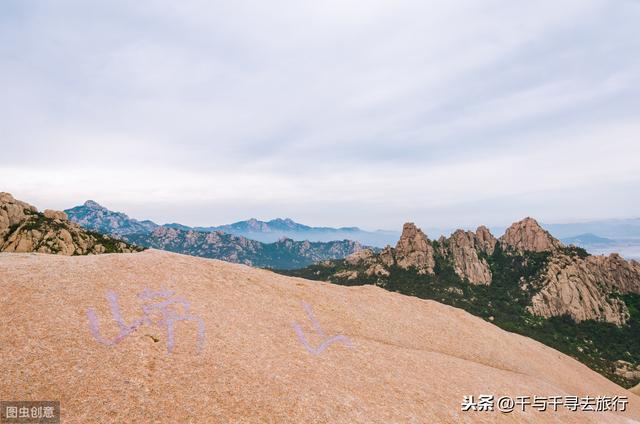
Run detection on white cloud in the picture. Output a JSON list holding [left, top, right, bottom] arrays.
[[0, 0, 639, 229]]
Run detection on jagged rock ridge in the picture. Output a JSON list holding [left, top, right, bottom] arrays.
[[335, 217, 640, 324], [346, 222, 495, 284], [66, 201, 400, 246]]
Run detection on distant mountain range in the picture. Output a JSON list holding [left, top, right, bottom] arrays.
[[65, 200, 400, 246], [64, 200, 366, 269], [544, 218, 640, 240], [545, 220, 640, 260], [64, 200, 640, 259], [164, 218, 399, 246], [561, 233, 616, 246], [125, 226, 364, 269]]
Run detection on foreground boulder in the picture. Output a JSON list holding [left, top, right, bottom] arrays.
[[0, 250, 637, 423]]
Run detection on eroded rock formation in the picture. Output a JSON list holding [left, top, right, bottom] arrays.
[[394, 223, 436, 274], [0, 192, 140, 255], [529, 253, 640, 325], [439, 229, 492, 285], [344, 223, 437, 276], [500, 217, 562, 252]]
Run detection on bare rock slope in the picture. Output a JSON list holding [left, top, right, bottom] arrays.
[[528, 252, 640, 325], [1, 249, 638, 423]]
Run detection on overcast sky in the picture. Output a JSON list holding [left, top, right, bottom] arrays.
[[1, 0, 639, 230]]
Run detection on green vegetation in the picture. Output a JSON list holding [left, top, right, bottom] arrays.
[[558, 245, 590, 259], [87, 230, 144, 253], [280, 245, 640, 388], [11, 212, 143, 255]]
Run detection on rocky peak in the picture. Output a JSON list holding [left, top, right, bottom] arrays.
[[65, 201, 158, 236], [475, 225, 497, 255], [44, 209, 68, 221], [499, 217, 562, 252], [83, 200, 106, 210], [440, 230, 492, 285], [394, 223, 435, 274]]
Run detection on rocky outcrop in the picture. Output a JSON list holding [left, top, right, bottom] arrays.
[[342, 223, 495, 283], [341, 223, 438, 277], [44, 209, 68, 221], [345, 248, 376, 266], [394, 223, 435, 274], [475, 225, 497, 255], [0, 192, 37, 238], [528, 253, 640, 325], [344, 248, 391, 277], [440, 229, 492, 285], [0, 193, 140, 255], [614, 360, 640, 382], [500, 217, 562, 252]]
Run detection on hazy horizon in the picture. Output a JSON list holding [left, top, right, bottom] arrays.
[[1, 193, 635, 236], [2, 0, 639, 230]]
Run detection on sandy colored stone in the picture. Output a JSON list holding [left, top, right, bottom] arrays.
[[1, 250, 638, 423], [43, 209, 68, 221], [529, 253, 640, 325], [500, 217, 562, 252], [394, 222, 436, 274], [344, 248, 375, 265], [632, 384, 640, 396], [441, 230, 492, 285], [0, 192, 37, 237], [475, 225, 497, 255]]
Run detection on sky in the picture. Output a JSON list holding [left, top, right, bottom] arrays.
[[1, 0, 639, 230]]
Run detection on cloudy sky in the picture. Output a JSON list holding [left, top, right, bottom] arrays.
[[1, 0, 639, 230]]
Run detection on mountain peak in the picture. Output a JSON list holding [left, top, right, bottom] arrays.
[[500, 217, 562, 252], [65, 201, 158, 236], [394, 222, 435, 273], [83, 200, 105, 210]]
